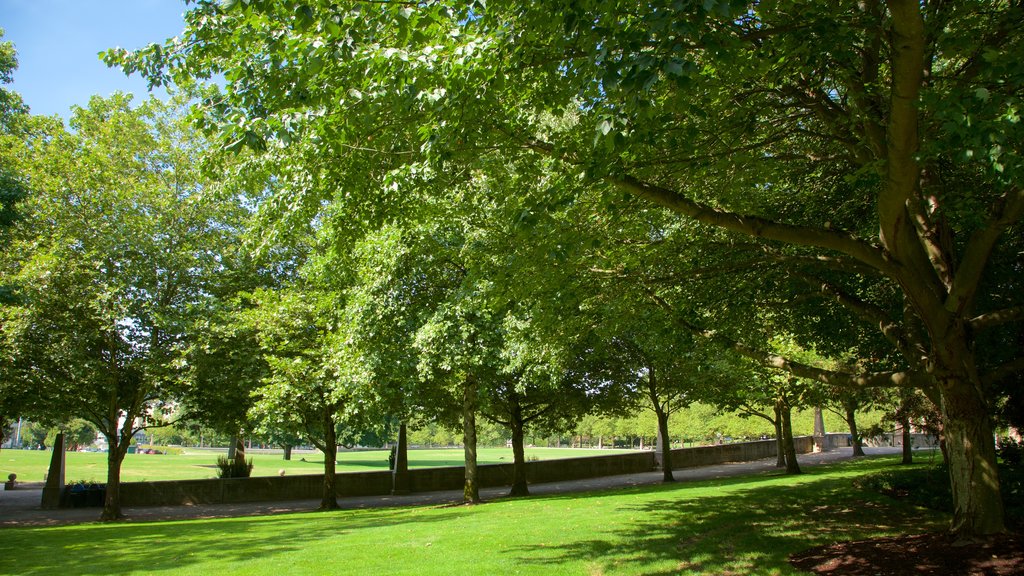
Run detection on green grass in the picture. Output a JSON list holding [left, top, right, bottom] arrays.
[[0, 446, 639, 483], [0, 456, 948, 575]]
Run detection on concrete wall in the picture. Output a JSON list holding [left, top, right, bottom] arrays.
[[117, 437, 814, 508], [822, 432, 939, 450]]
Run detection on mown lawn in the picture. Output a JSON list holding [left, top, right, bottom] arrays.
[[0, 456, 948, 575], [0, 446, 640, 483]]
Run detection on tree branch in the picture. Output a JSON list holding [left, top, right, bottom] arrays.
[[971, 305, 1024, 332], [736, 404, 775, 425], [644, 288, 923, 390], [946, 187, 1024, 318], [982, 357, 1024, 387], [876, 0, 954, 322], [609, 174, 898, 277], [793, 272, 921, 359]]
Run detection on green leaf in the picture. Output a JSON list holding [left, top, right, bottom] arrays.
[[663, 60, 684, 77], [295, 5, 315, 31]]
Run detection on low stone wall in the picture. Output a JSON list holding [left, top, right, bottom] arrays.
[[117, 437, 813, 507], [406, 449, 659, 492], [120, 471, 395, 506], [822, 432, 939, 450]]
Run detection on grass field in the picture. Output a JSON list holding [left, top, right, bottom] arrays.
[[0, 456, 948, 575], [0, 446, 640, 483]]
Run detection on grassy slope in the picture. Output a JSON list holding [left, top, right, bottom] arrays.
[[0, 447, 640, 483], [0, 456, 948, 576]]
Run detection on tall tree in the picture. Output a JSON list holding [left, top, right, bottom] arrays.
[[0, 29, 29, 257], [244, 287, 359, 510], [0, 95, 233, 520], [0, 29, 32, 443]]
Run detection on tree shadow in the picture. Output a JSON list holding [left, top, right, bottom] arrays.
[[501, 461, 949, 575], [0, 506, 461, 576]]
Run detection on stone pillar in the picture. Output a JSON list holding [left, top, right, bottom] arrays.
[[392, 422, 410, 495], [813, 406, 827, 452], [40, 432, 66, 509]]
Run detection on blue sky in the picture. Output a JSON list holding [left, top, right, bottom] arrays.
[[1, 0, 187, 119]]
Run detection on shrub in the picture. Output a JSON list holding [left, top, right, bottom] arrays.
[[857, 459, 1024, 528], [216, 455, 254, 478], [997, 439, 1024, 527], [854, 464, 952, 513]]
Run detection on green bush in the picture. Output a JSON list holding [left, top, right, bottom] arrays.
[[854, 464, 952, 513], [996, 439, 1024, 527], [857, 459, 1024, 528], [215, 455, 254, 478]]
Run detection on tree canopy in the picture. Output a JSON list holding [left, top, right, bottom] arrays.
[[75, 0, 1024, 537]]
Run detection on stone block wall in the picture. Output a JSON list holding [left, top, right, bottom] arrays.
[[117, 437, 814, 507]]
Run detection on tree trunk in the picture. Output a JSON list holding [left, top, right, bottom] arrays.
[[283, 444, 292, 461], [899, 412, 913, 465], [392, 422, 410, 495], [101, 430, 129, 521], [509, 397, 529, 497], [779, 397, 801, 475], [846, 404, 865, 457], [320, 410, 339, 510], [102, 449, 125, 521], [645, 365, 675, 482], [462, 378, 480, 504], [773, 403, 786, 468], [940, 376, 1005, 537], [655, 408, 674, 482]]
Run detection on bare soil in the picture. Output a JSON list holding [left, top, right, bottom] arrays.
[[790, 532, 1024, 575]]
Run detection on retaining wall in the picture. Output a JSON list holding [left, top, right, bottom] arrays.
[[666, 436, 808, 468], [117, 437, 813, 507], [822, 432, 939, 450]]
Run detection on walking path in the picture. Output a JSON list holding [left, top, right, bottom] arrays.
[[0, 446, 909, 527]]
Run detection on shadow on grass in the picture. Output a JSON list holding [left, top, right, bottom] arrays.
[[502, 458, 949, 576], [0, 506, 461, 576]]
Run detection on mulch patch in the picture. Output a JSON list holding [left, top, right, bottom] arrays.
[[790, 532, 1024, 575]]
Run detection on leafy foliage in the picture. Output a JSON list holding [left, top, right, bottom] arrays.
[[215, 454, 254, 479], [103, 0, 1024, 534]]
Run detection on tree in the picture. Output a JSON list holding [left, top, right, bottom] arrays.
[[110, 0, 1024, 537], [243, 287, 359, 510], [0, 29, 29, 257], [480, 330, 606, 496], [342, 223, 477, 498], [0, 95, 232, 520], [177, 166, 311, 457], [412, 286, 502, 505], [0, 31, 31, 439]]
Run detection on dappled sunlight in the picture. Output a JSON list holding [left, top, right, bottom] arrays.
[[2, 507, 461, 576], [0, 457, 951, 575], [501, 460, 947, 575]]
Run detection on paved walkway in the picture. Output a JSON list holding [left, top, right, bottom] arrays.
[[0, 446, 908, 527]]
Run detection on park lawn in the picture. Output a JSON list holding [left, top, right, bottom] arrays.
[[0, 456, 948, 576], [0, 446, 640, 483]]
